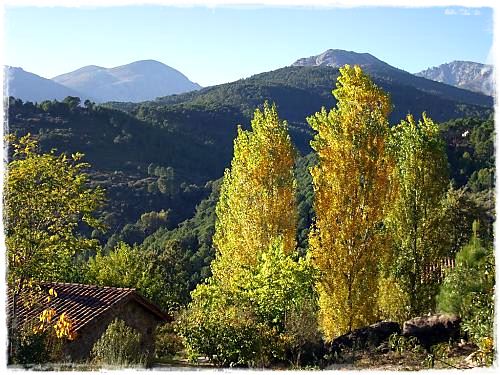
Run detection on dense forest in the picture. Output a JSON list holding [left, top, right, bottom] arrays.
[[5, 64, 495, 368]]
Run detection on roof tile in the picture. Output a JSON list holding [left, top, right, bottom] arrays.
[[8, 282, 169, 332]]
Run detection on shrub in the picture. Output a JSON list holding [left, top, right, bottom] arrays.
[[176, 239, 319, 367], [91, 319, 145, 367], [154, 322, 184, 359], [176, 284, 270, 367], [281, 297, 322, 367], [14, 326, 49, 365]]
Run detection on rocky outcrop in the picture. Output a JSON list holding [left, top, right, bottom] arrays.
[[292, 49, 390, 70], [416, 61, 494, 97], [402, 314, 461, 350], [327, 321, 401, 357]]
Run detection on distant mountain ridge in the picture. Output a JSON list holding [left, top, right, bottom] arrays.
[[4, 66, 87, 103], [416, 61, 494, 96], [292, 49, 391, 69], [5, 60, 201, 103], [5, 51, 493, 108], [102, 49, 491, 157], [290, 49, 493, 107], [52, 60, 202, 102]]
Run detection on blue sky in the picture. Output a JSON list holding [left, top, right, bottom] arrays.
[[4, 5, 493, 87]]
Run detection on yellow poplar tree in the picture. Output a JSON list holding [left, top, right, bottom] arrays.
[[212, 102, 297, 283], [308, 65, 393, 339]]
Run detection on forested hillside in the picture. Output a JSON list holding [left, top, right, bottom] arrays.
[[7, 59, 494, 252], [7, 92, 494, 297]]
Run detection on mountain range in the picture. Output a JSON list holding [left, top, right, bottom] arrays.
[[4, 49, 494, 105], [4, 66, 83, 103], [5, 60, 201, 103], [416, 60, 494, 97], [292, 49, 493, 98]]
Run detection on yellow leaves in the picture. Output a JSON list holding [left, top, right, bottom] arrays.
[[32, 308, 76, 341], [46, 287, 58, 302], [213, 102, 297, 282], [33, 307, 56, 334], [309, 65, 392, 338], [54, 312, 77, 340], [377, 276, 410, 323], [29, 287, 76, 340], [39, 308, 56, 324]]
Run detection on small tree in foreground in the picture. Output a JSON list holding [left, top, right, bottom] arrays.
[[5, 134, 105, 361], [437, 222, 495, 365]]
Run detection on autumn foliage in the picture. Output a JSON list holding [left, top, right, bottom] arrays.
[[212, 102, 298, 282], [308, 65, 393, 339]]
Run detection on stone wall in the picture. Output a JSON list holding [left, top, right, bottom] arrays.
[[63, 297, 164, 362]]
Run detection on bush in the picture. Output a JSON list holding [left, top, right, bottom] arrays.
[[91, 319, 145, 367], [13, 326, 49, 365], [177, 239, 319, 367], [154, 322, 184, 359], [176, 284, 271, 367], [281, 297, 322, 367]]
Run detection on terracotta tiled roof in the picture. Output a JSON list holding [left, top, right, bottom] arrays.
[[8, 282, 170, 332]]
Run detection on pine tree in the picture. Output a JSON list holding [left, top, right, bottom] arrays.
[[308, 65, 393, 339]]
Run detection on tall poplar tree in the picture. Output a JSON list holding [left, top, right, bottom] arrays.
[[212, 102, 298, 283], [385, 113, 449, 316], [308, 65, 393, 339], [178, 103, 310, 365]]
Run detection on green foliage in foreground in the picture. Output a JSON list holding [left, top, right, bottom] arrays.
[[5, 134, 105, 287], [177, 239, 320, 367], [437, 222, 495, 364]]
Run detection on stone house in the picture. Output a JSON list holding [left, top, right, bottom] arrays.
[[10, 282, 170, 361]]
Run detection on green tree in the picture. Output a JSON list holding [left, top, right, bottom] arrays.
[[385, 113, 449, 317], [5, 134, 105, 358], [308, 65, 393, 339], [5, 134, 105, 287], [437, 222, 494, 365], [62, 96, 81, 111], [86, 241, 189, 312]]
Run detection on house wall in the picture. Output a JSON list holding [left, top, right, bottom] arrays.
[[63, 298, 164, 362]]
